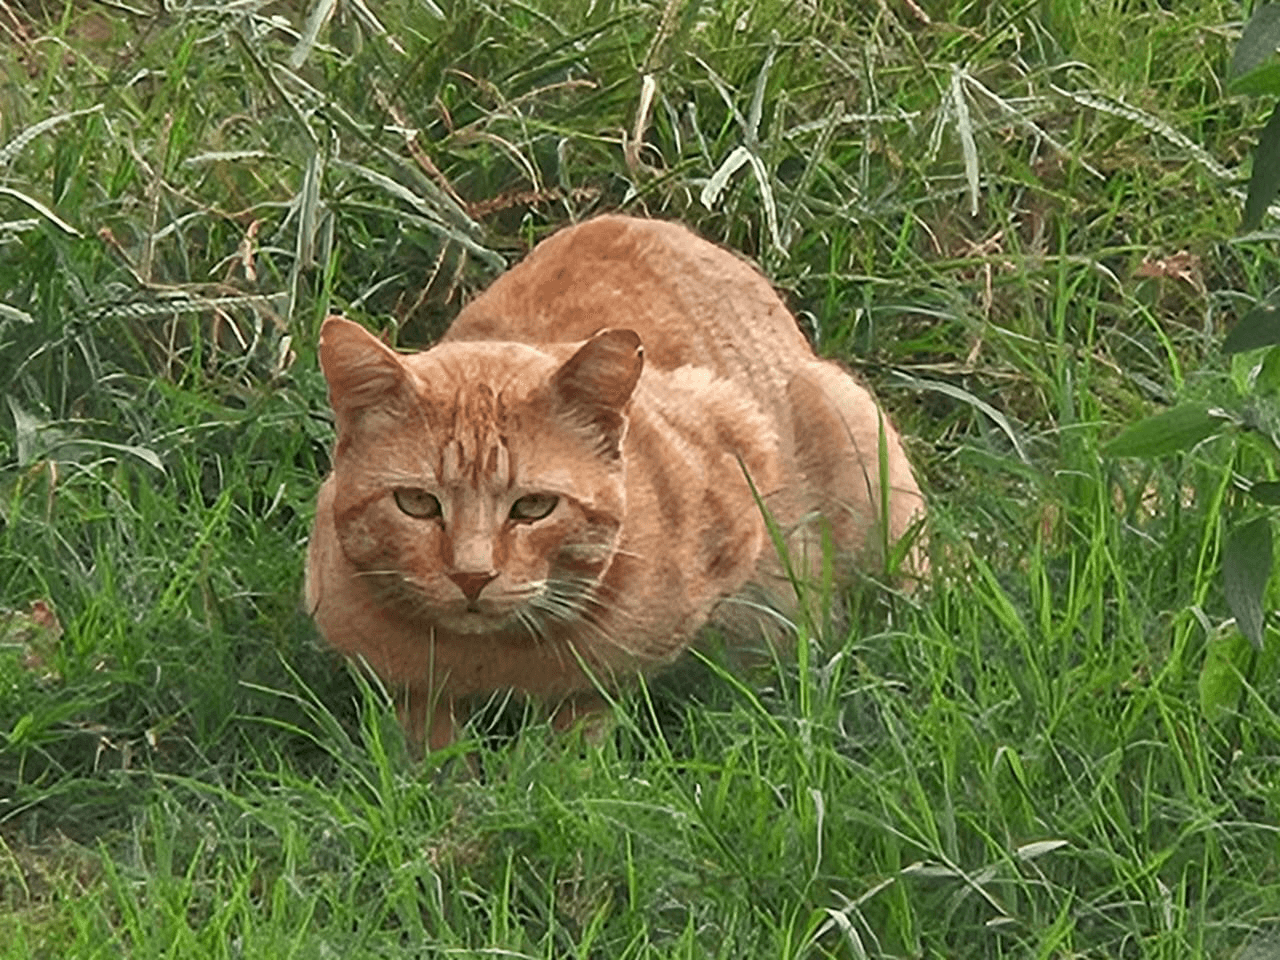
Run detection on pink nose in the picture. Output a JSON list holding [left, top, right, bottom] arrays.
[[448, 571, 497, 602]]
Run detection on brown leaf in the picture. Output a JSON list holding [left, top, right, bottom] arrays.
[[1133, 250, 1204, 291], [2, 599, 63, 681]]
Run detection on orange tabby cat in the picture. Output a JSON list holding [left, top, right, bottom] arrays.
[[305, 215, 925, 751]]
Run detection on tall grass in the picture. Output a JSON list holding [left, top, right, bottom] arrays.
[[2, 0, 1278, 956]]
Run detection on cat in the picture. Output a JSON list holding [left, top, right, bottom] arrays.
[[305, 215, 926, 752]]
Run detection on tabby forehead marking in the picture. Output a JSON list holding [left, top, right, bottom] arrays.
[[438, 382, 512, 489], [438, 437, 512, 488]]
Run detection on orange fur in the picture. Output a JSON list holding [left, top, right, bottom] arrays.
[[305, 216, 925, 751]]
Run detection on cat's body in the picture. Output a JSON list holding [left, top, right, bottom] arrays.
[[306, 216, 925, 750]]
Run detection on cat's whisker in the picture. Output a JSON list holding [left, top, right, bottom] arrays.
[[352, 568, 404, 580], [519, 605, 575, 669], [514, 607, 548, 646], [530, 577, 643, 658], [566, 578, 643, 627], [509, 581, 549, 602], [350, 568, 434, 611], [402, 587, 440, 622]]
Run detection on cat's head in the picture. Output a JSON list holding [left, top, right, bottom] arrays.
[[318, 316, 643, 637]]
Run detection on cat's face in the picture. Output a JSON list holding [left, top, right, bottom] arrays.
[[319, 318, 643, 638]]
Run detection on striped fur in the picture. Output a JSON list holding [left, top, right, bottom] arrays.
[[305, 216, 925, 751]]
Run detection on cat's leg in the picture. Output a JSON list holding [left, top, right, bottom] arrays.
[[396, 685, 461, 756], [550, 690, 616, 744], [785, 362, 927, 583]]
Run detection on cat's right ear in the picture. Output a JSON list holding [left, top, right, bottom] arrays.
[[319, 317, 410, 427]]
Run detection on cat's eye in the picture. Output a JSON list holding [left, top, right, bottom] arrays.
[[394, 489, 442, 519], [509, 494, 558, 522]]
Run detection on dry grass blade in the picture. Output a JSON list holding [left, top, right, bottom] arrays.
[[893, 372, 1030, 463], [370, 84, 469, 213], [781, 98, 844, 247], [746, 30, 780, 147], [288, 0, 338, 69], [285, 147, 327, 321], [626, 73, 659, 176], [961, 73, 1104, 181], [450, 129, 541, 192], [0, 187, 81, 236], [696, 55, 750, 135], [746, 148, 784, 256], [334, 160, 503, 268], [642, 0, 685, 72], [298, 147, 324, 271], [140, 113, 172, 285], [0, 105, 104, 170], [950, 65, 981, 218], [0, 300, 35, 327], [701, 145, 752, 210], [1052, 84, 1237, 183], [345, 0, 406, 56], [783, 107, 922, 138], [183, 150, 273, 165]]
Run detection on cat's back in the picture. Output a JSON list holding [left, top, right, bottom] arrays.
[[444, 216, 814, 387]]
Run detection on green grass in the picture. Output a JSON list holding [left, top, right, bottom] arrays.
[[2, 0, 1279, 955]]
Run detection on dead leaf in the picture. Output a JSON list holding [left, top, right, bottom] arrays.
[[1134, 250, 1204, 292], [1, 599, 63, 682]]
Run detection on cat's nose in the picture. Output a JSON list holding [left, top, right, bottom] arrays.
[[449, 570, 498, 602]]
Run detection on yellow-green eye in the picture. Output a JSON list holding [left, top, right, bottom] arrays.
[[394, 489, 441, 519], [509, 494, 558, 522]]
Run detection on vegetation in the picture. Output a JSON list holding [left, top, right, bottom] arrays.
[[2, 0, 1278, 955]]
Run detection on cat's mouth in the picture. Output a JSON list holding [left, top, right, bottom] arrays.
[[368, 571, 551, 637], [437, 603, 520, 635]]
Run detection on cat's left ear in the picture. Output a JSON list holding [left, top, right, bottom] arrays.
[[553, 328, 644, 458]]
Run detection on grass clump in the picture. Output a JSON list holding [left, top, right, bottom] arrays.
[[2, 0, 1279, 956]]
